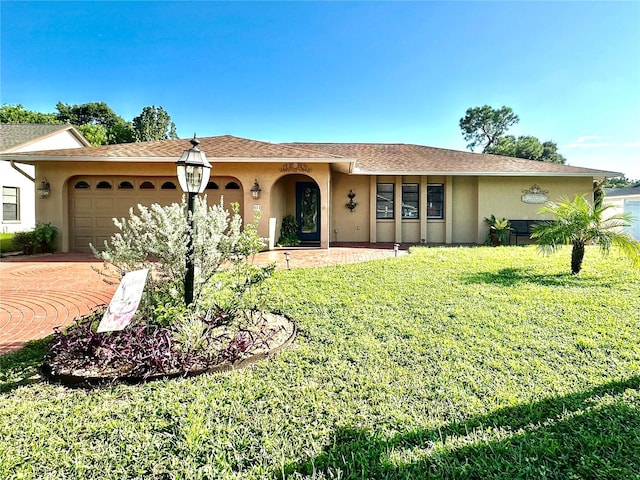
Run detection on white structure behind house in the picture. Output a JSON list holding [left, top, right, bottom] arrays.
[[604, 183, 640, 240], [0, 124, 90, 233]]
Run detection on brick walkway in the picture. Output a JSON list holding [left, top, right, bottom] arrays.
[[0, 245, 405, 354]]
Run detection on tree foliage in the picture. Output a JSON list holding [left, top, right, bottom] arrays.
[[0, 104, 59, 124], [531, 195, 640, 274], [1, 102, 180, 146], [459, 105, 519, 152], [55, 102, 134, 145], [132, 106, 178, 142], [460, 105, 567, 164], [602, 176, 639, 188], [485, 135, 567, 164]]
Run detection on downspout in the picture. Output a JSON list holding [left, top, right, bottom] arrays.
[[9, 159, 35, 182]]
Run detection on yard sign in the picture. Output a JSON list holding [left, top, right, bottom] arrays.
[[97, 269, 149, 333]]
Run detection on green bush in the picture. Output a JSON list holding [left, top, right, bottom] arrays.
[[277, 214, 300, 246], [33, 222, 58, 253], [12, 223, 58, 254], [12, 230, 36, 254]]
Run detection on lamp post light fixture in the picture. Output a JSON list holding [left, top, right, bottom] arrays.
[[250, 179, 262, 199], [176, 135, 212, 307]]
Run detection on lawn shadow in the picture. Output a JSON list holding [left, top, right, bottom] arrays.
[[0, 338, 50, 393], [462, 267, 612, 288], [282, 376, 640, 479]]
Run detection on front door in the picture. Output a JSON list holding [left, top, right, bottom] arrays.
[[296, 182, 320, 242]]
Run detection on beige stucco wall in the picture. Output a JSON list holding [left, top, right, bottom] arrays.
[[451, 176, 478, 244], [35, 160, 332, 252], [476, 176, 593, 243], [33, 156, 599, 251], [330, 172, 370, 243]]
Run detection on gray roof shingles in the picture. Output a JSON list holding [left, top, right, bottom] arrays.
[[0, 124, 73, 152]]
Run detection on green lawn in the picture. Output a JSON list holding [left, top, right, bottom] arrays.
[[1, 245, 640, 479], [0, 232, 14, 253]]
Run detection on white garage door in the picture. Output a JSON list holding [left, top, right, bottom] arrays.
[[69, 176, 244, 252]]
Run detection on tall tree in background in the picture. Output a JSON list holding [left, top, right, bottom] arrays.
[[132, 106, 178, 142], [55, 102, 134, 145], [460, 105, 566, 164], [459, 105, 519, 152], [0, 104, 59, 124], [1, 102, 181, 146]]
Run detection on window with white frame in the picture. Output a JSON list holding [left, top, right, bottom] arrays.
[[402, 183, 419, 219], [376, 184, 394, 219], [427, 184, 444, 219], [2, 186, 19, 221]]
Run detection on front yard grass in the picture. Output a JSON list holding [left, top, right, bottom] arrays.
[[1, 245, 639, 479], [0, 232, 14, 254]]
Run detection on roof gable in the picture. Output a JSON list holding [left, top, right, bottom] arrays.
[[0, 124, 91, 152]]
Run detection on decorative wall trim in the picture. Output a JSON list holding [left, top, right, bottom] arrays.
[[521, 184, 549, 204], [280, 162, 311, 173]]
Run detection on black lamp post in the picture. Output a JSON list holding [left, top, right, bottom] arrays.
[[176, 135, 212, 307]]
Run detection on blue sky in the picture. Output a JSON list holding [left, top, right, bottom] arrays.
[[2, 1, 639, 178]]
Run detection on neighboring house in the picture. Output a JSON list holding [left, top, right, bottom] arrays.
[[0, 124, 91, 233], [604, 183, 640, 240], [0, 134, 620, 252]]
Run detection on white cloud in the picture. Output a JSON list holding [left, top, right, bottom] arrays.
[[563, 136, 640, 149]]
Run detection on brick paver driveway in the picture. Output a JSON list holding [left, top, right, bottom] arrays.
[[0, 244, 404, 354]]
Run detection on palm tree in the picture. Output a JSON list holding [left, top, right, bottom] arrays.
[[531, 194, 640, 275]]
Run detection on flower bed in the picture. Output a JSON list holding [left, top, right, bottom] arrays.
[[42, 309, 296, 386]]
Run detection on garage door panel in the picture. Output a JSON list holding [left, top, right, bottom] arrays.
[[72, 198, 93, 212], [73, 217, 93, 228], [95, 198, 115, 210], [73, 236, 92, 250], [96, 217, 116, 228]]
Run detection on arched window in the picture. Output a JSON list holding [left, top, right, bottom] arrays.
[[206, 181, 219, 190], [225, 181, 240, 190], [118, 181, 134, 189], [161, 181, 177, 190], [74, 181, 90, 189], [140, 181, 155, 189], [96, 181, 112, 189]]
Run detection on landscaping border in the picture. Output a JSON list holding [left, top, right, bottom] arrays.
[[40, 314, 297, 387]]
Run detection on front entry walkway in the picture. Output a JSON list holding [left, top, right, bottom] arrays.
[[0, 244, 406, 354]]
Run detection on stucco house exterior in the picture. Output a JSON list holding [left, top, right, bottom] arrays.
[[0, 134, 620, 252], [0, 124, 91, 233], [604, 183, 640, 240]]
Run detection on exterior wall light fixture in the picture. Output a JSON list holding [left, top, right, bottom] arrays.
[[37, 178, 51, 198], [346, 189, 357, 212], [250, 179, 262, 199]]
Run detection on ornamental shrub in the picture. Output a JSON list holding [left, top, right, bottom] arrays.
[[91, 196, 269, 319], [278, 214, 300, 246]]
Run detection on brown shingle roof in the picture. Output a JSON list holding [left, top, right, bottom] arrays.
[[1, 133, 620, 177], [286, 142, 620, 176], [8, 135, 341, 160]]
